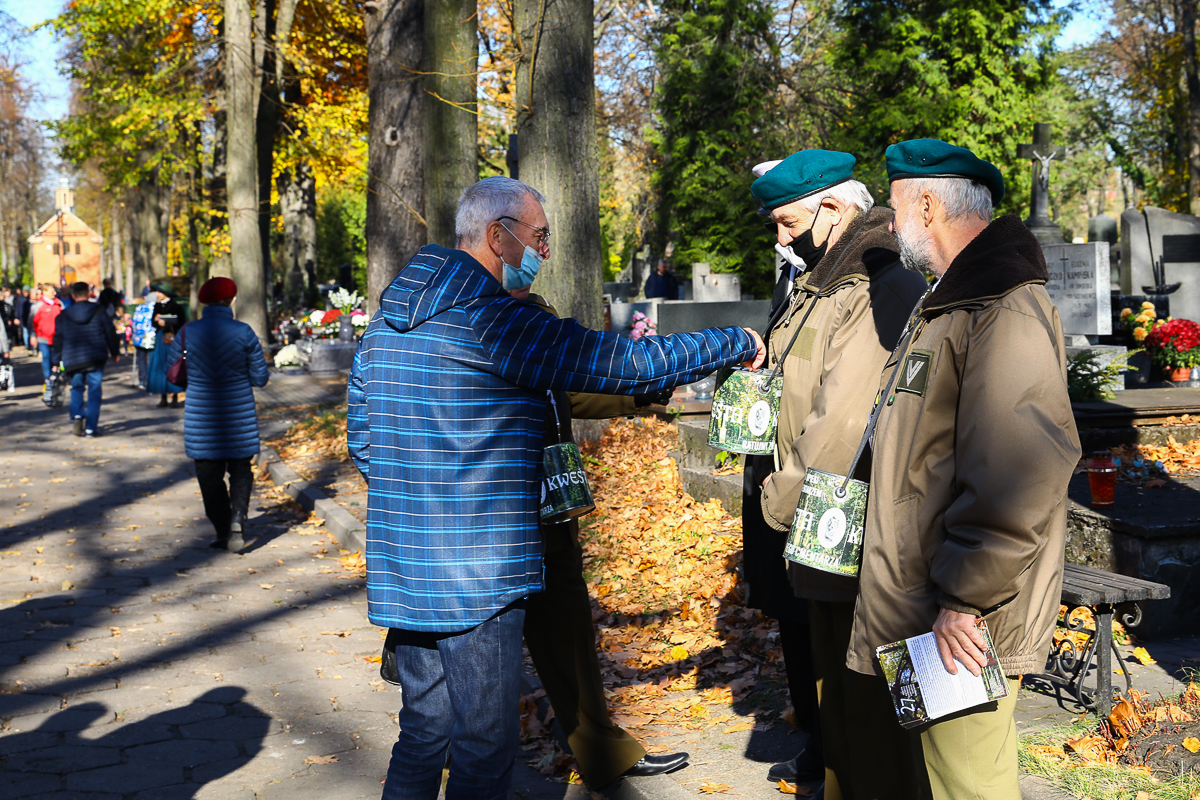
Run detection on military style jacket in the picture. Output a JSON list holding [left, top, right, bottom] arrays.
[[846, 215, 1082, 677], [760, 207, 929, 602]]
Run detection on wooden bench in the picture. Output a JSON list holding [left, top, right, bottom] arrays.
[[1028, 562, 1170, 716]]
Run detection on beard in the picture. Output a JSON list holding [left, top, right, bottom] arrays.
[[895, 219, 934, 274]]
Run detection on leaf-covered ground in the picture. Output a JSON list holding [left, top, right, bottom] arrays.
[[579, 417, 788, 737], [1021, 684, 1200, 799]]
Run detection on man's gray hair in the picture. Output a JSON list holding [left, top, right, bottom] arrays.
[[798, 179, 875, 215], [455, 176, 547, 248], [892, 177, 993, 223]]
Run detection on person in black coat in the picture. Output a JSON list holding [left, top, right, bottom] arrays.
[[145, 281, 185, 407], [643, 259, 680, 299], [51, 282, 120, 436]]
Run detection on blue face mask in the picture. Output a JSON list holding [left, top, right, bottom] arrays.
[[500, 223, 545, 290]]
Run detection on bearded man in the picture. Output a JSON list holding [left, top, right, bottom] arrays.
[[848, 139, 1081, 799], [750, 150, 929, 798]]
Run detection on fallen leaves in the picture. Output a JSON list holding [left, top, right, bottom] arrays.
[[1132, 646, 1157, 665], [258, 583, 276, 590], [1111, 437, 1200, 476], [303, 755, 339, 765], [1183, 737, 1200, 753], [340, 551, 366, 578], [699, 783, 732, 794]]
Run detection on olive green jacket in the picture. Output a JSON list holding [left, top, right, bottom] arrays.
[[846, 215, 1082, 677], [760, 207, 928, 602]]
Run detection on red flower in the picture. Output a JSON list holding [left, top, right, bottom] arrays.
[[321, 309, 343, 325], [1146, 319, 1200, 353]]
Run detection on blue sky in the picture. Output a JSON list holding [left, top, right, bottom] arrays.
[[6, 0, 1108, 125]]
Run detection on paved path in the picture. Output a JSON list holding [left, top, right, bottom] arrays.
[[0, 351, 583, 800]]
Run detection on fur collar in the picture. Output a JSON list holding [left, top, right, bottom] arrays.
[[802, 206, 902, 295], [922, 214, 1048, 318]]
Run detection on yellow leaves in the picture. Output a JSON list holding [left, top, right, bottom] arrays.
[[303, 755, 338, 765], [777, 780, 816, 795], [699, 783, 732, 794], [339, 551, 366, 578], [723, 720, 755, 733], [258, 583, 276, 590], [61, 580, 73, 591], [1108, 697, 1143, 738], [1183, 737, 1200, 753], [669, 645, 689, 661], [1065, 734, 1111, 762], [1132, 647, 1157, 665]]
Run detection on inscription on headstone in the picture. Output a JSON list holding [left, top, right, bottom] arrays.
[[1043, 242, 1112, 336]]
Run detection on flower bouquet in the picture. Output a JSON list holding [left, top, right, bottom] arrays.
[[274, 344, 302, 368], [1119, 301, 1162, 345], [1143, 317, 1200, 380], [630, 311, 657, 340], [328, 288, 362, 315]]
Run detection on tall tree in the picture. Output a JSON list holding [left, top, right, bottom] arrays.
[[365, 0, 426, 311], [423, 0, 479, 246], [226, 0, 269, 339], [1182, 0, 1200, 214], [514, 0, 603, 329]]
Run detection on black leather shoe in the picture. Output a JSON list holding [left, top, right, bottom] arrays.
[[768, 749, 824, 783], [227, 513, 247, 552], [621, 752, 689, 777]]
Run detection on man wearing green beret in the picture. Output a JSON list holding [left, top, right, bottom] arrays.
[[751, 149, 929, 798], [846, 139, 1081, 799]]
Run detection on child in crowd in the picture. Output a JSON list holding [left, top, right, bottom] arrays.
[[114, 307, 132, 355]]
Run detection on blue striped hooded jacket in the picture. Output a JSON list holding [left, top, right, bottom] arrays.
[[347, 244, 756, 632]]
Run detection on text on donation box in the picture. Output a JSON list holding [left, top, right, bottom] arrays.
[[1042, 242, 1112, 336]]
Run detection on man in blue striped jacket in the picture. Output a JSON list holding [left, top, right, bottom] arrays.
[[348, 176, 764, 799]]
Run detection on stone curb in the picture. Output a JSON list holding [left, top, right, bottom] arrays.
[[1020, 773, 1076, 800], [255, 446, 366, 554]]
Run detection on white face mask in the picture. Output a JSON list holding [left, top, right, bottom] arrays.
[[499, 222, 545, 290]]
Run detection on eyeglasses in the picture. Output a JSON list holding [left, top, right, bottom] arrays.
[[497, 216, 551, 246]]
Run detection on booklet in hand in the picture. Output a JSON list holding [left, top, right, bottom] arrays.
[[876, 618, 1009, 729]]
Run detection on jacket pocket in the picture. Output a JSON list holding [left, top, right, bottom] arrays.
[[893, 494, 926, 592]]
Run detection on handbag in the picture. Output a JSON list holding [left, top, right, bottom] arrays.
[[165, 324, 188, 390]]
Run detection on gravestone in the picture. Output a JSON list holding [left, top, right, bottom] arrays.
[[691, 263, 742, 302], [1121, 206, 1200, 323], [1018, 123, 1068, 245], [1043, 242, 1112, 337], [1088, 214, 1120, 288], [1044, 241, 1124, 393]]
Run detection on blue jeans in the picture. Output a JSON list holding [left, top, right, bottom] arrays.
[[69, 369, 104, 431], [382, 601, 526, 800], [38, 341, 53, 380]]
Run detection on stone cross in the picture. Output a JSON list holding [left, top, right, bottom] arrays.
[[1017, 123, 1066, 229]]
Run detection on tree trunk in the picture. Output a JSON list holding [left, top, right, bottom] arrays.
[[121, 210, 133, 298], [209, 19, 231, 280], [1183, 0, 1200, 215], [226, 0, 268, 341], [110, 203, 124, 295], [365, 0, 426, 313], [423, 0, 478, 247], [276, 3, 316, 310], [130, 177, 168, 285], [255, 0, 279, 295], [190, 137, 207, 316], [513, 0, 603, 329]]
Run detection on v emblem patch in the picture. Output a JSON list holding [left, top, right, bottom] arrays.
[[896, 350, 932, 397]]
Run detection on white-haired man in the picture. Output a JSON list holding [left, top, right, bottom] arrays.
[[750, 150, 929, 798], [847, 139, 1080, 798], [348, 176, 764, 800]]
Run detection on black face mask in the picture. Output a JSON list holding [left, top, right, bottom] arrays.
[[787, 206, 829, 270]]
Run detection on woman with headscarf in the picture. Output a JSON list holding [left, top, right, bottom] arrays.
[[145, 281, 185, 407]]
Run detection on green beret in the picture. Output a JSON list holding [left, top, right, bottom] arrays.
[[885, 139, 1005, 204], [150, 281, 176, 296], [751, 149, 857, 211]]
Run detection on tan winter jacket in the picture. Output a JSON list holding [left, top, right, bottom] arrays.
[[846, 215, 1082, 677], [761, 207, 929, 602]]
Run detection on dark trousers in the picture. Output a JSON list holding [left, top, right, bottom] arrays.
[[383, 602, 526, 800], [68, 368, 104, 431], [810, 600, 929, 800], [524, 529, 646, 787], [193, 458, 253, 540], [135, 347, 149, 386], [779, 616, 822, 758]]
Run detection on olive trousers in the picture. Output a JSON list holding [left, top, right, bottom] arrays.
[[919, 678, 1022, 800], [810, 600, 929, 800], [524, 528, 646, 787]]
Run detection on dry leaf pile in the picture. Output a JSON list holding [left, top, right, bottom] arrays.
[[577, 418, 786, 737], [1054, 604, 1131, 652], [1111, 437, 1200, 477], [1030, 684, 1200, 778], [268, 409, 350, 468]]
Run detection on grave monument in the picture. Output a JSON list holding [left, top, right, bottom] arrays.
[[1018, 123, 1068, 246], [1120, 206, 1200, 325]]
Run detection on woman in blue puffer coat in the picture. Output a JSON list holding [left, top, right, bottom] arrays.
[[167, 277, 269, 552]]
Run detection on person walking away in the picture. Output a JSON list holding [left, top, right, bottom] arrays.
[[752, 150, 930, 799], [97, 279, 122, 319], [131, 296, 156, 387], [168, 277, 268, 552], [32, 285, 63, 386], [145, 281, 184, 407], [12, 288, 30, 350], [51, 282, 120, 436], [643, 259, 679, 299], [848, 139, 1081, 799], [351, 176, 764, 800], [0, 298, 12, 393]]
